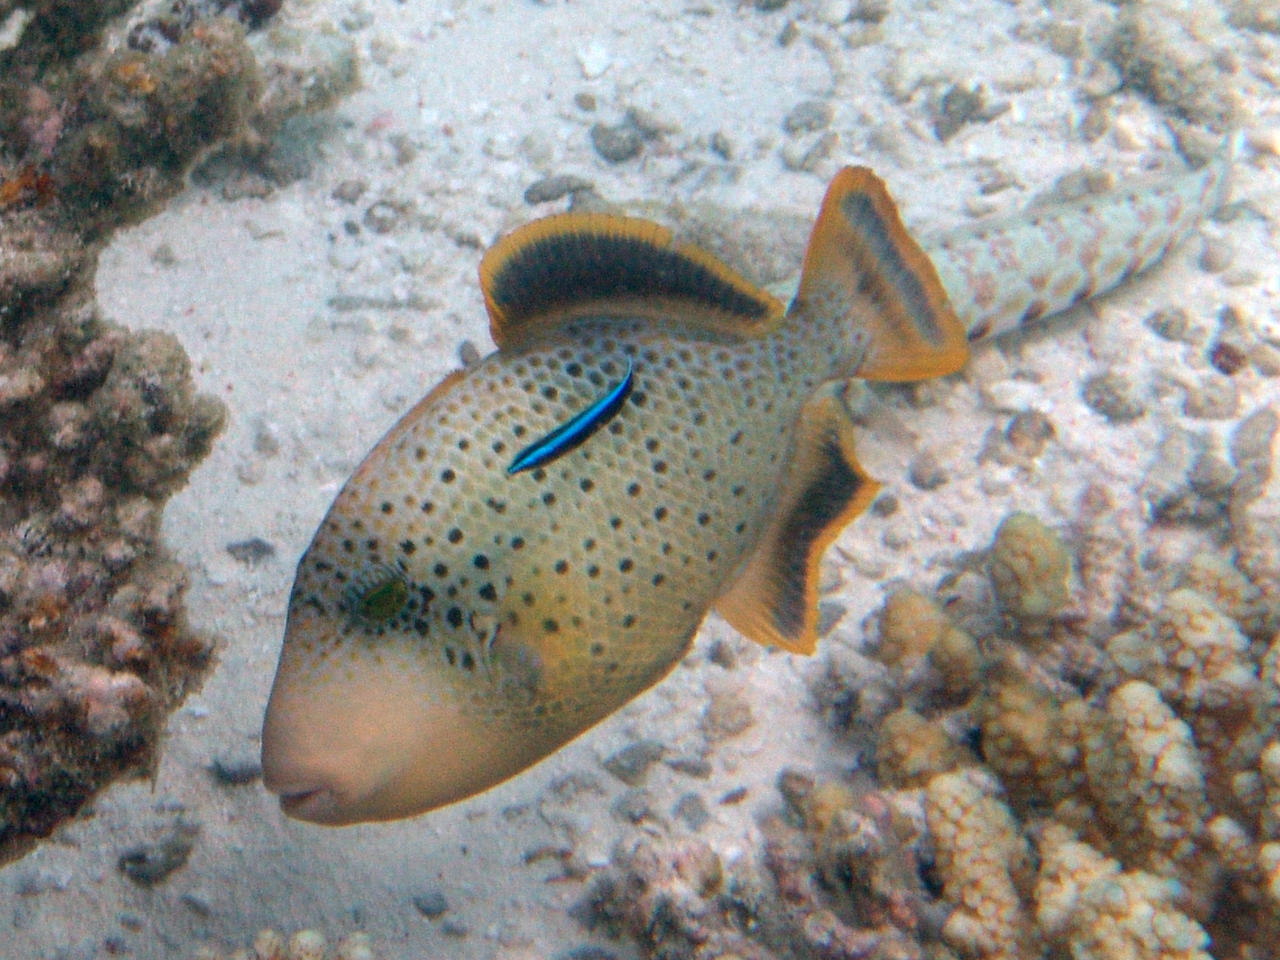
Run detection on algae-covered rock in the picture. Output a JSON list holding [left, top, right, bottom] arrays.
[[0, 276, 225, 866], [52, 18, 261, 221], [988, 512, 1071, 630], [0, 0, 281, 867]]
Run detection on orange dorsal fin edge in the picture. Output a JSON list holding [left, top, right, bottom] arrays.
[[480, 212, 784, 347], [795, 166, 969, 381], [714, 385, 879, 655]]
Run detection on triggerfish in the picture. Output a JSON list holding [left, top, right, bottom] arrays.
[[262, 143, 1235, 824]]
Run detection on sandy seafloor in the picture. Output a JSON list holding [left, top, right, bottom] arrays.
[[4, 0, 1280, 957]]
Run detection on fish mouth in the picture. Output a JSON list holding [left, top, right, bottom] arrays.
[[274, 784, 346, 824]]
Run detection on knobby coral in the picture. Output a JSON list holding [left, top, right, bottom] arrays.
[[585, 491, 1279, 959]]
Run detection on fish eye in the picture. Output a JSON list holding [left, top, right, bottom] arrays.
[[342, 567, 411, 625]]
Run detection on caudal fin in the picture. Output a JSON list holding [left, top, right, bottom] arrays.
[[793, 167, 969, 382]]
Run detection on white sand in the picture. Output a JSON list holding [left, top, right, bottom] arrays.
[[4, 0, 1278, 957]]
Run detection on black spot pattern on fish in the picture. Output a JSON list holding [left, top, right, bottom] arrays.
[[284, 314, 817, 730]]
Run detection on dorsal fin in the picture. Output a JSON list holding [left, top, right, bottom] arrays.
[[480, 212, 784, 347], [714, 384, 879, 655]]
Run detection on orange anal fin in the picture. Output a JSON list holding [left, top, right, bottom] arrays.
[[714, 386, 879, 655], [480, 212, 784, 347], [796, 167, 969, 382]]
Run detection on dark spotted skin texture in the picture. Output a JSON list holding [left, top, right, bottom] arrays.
[[286, 312, 828, 746]]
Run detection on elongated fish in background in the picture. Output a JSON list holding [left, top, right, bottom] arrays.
[[925, 133, 1238, 343], [261, 140, 1236, 825]]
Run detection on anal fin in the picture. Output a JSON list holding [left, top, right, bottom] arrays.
[[714, 385, 879, 655]]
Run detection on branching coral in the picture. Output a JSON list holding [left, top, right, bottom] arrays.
[[1077, 681, 1215, 913], [925, 533, 1279, 956], [924, 768, 1037, 959], [585, 505, 1279, 960], [1035, 823, 1212, 960]]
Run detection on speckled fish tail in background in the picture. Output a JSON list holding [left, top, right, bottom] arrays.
[[926, 133, 1240, 343]]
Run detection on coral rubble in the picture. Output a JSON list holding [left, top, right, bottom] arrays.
[[187, 928, 378, 960]]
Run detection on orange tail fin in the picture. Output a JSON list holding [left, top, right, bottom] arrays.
[[795, 167, 969, 382]]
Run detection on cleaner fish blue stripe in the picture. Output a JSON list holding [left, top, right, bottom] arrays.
[[506, 358, 635, 475]]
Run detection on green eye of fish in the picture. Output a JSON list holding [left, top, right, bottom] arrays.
[[343, 568, 411, 625]]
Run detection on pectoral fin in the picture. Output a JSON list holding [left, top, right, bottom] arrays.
[[714, 385, 879, 655]]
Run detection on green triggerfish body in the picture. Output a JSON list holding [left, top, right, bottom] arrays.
[[262, 141, 1232, 824]]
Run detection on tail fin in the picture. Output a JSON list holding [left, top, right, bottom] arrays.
[[793, 167, 969, 382]]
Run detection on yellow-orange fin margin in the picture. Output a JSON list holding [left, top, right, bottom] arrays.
[[796, 167, 969, 381], [714, 385, 879, 655], [347, 368, 468, 489], [480, 212, 784, 347]]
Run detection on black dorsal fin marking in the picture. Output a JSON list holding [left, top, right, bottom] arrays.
[[480, 212, 783, 347]]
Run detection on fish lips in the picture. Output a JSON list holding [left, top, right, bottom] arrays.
[[272, 784, 345, 824]]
